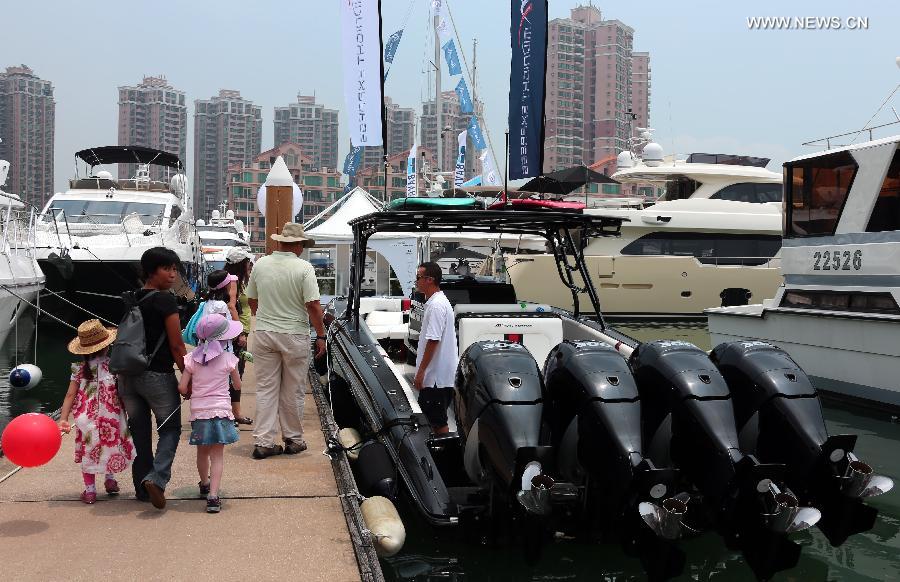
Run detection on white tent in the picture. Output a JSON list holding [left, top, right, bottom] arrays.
[[305, 187, 383, 243]]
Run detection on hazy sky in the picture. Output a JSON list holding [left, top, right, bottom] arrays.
[[4, 0, 898, 194]]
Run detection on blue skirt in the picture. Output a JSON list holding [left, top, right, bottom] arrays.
[[190, 417, 239, 446]]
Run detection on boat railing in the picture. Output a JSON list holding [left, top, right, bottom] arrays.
[[40, 208, 167, 248], [0, 205, 35, 257]]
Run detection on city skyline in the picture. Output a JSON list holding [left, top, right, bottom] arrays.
[[2, 1, 898, 195]]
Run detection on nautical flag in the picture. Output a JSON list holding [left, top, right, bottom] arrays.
[[432, 0, 452, 43], [340, 0, 383, 146], [455, 78, 473, 114], [342, 145, 363, 177], [507, 0, 548, 179], [467, 116, 486, 151], [480, 150, 501, 186], [454, 130, 467, 187], [406, 143, 417, 198], [383, 29, 404, 80], [442, 40, 462, 76]]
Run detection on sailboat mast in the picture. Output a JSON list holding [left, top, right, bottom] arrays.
[[434, 9, 443, 172]]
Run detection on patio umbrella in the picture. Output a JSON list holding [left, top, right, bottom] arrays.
[[520, 164, 619, 196]]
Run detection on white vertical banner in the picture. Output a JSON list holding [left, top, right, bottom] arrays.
[[454, 130, 467, 187], [480, 150, 501, 186], [367, 236, 418, 297], [406, 143, 417, 197], [341, 0, 383, 146]]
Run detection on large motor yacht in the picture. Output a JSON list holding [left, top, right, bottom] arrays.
[[0, 159, 45, 346], [34, 146, 201, 320], [707, 132, 900, 407], [197, 205, 252, 272], [508, 140, 784, 317]]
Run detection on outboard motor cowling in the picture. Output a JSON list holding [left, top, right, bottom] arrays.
[[456, 341, 551, 507]]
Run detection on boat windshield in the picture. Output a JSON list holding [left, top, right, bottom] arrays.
[[43, 200, 165, 225], [659, 176, 701, 201]]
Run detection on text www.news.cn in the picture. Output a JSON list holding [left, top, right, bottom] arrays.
[[747, 16, 869, 30]]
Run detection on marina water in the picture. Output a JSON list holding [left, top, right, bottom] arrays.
[[2, 319, 897, 581]]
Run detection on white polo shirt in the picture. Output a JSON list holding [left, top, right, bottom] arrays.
[[415, 290, 459, 389]]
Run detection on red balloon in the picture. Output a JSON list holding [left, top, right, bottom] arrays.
[[1, 413, 62, 468]]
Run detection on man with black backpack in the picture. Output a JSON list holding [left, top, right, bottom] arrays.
[[113, 247, 187, 509]]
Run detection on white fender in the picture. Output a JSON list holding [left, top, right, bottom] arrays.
[[360, 496, 406, 557], [338, 428, 362, 461]]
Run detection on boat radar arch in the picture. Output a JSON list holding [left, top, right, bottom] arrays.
[[211, 209, 221, 220], [225, 209, 235, 219], [643, 142, 664, 167], [196, 219, 206, 227], [616, 150, 635, 169], [170, 174, 188, 197]]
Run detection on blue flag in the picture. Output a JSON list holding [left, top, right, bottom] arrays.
[[507, 0, 548, 179], [342, 145, 363, 177], [442, 39, 462, 76], [455, 78, 473, 114], [467, 116, 486, 151], [383, 29, 404, 80]]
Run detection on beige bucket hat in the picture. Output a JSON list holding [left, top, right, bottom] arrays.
[[270, 222, 316, 246]]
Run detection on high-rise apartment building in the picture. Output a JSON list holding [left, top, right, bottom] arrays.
[[545, 6, 649, 171], [226, 142, 342, 253], [117, 75, 187, 182], [420, 91, 484, 178], [273, 94, 339, 172], [0, 65, 55, 207], [359, 97, 417, 173], [194, 90, 262, 220]]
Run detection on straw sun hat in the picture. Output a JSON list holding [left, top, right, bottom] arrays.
[[68, 319, 117, 355]]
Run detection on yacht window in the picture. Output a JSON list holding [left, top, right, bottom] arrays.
[[709, 182, 782, 203], [621, 232, 781, 266], [660, 176, 700, 201], [43, 200, 165, 225], [786, 151, 858, 237], [866, 147, 900, 232], [780, 291, 899, 314], [200, 238, 244, 247]]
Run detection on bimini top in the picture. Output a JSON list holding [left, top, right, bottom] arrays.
[[75, 146, 182, 169], [348, 209, 625, 240]]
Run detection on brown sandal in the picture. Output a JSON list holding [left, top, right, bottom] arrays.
[[235, 416, 253, 425]]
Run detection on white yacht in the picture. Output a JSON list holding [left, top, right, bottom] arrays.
[[508, 141, 784, 317], [707, 132, 900, 407], [34, 146, 201, 319], [197, 205, 252, 272], [0, 159, 45, 347]]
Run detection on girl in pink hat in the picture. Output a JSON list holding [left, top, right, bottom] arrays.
[[178, 312, 244, 513]]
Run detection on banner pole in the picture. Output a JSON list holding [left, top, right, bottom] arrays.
[[503, 131, 509, 203], [378, 0, 388, 203]]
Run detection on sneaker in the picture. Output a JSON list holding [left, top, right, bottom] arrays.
[[283, 439, 308, 455], [104, 478, 120, 495], [80, 490, 97, 504], [142, 480, 166, 510], [206, 496, 221, 513], [198, 481, 211, 498], [251, 444, 284, 459]]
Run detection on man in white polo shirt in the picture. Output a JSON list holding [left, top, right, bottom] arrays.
[[413, 261, 459, 434]]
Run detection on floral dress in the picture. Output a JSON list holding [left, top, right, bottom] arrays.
[[71, 357, 135, 474]]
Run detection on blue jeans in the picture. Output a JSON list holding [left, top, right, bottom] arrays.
[[118, 371, 181, 494]]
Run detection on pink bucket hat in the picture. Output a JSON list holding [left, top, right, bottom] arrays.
[[192, 313, 244, 364]]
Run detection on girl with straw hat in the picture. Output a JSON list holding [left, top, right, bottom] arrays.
[[58, 320, 135, 504]]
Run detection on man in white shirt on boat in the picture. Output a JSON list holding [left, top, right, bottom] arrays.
[[413, 262, 458, 434]]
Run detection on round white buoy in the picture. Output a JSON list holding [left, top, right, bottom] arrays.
[[338, 427, 362, 461], [360, 496, 406, 557], [9, 364, 42, 390]]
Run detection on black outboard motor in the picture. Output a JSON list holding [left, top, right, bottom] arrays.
[[456, 341, 554, 516], [632, 340, 822, 579], [711, 340, 893, 545], [545, 341, 684, 536]]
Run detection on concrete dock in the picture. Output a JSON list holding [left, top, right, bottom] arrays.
[[0, 360, 371, 581]]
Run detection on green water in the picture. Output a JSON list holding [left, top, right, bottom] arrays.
[[382, 322, 900, 582], [2, 320, 898, 580]]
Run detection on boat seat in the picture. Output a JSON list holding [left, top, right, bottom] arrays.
[[365, 310, 406, 341], [453, 303, 553, 316], [359, 297, 404, 316], [456, 314, 564, 368]]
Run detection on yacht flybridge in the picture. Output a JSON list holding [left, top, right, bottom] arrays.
[[34, 146, 201, 319], [197, 205, 252, 272], [322, 209, 890, 580], [508, 140, 785, 317], [708, 132, 900, 407]]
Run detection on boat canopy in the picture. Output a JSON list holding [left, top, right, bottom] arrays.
[[75, 146, 182, 169]]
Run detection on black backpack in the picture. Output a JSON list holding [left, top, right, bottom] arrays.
[[109, 290, 167, 375]]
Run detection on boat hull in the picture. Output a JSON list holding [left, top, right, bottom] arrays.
[[707, 306, 900, 407]]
